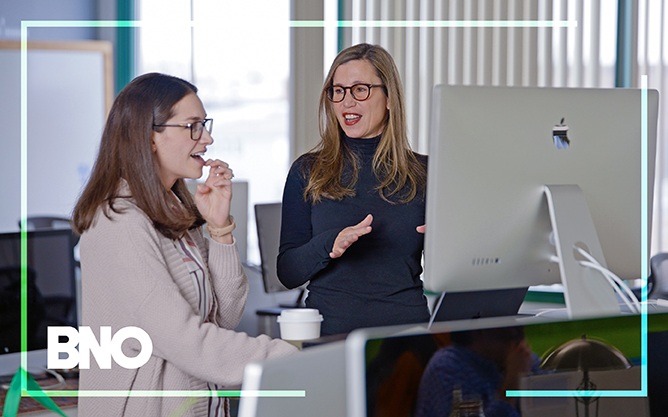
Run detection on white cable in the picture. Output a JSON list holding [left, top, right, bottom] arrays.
[[642, 299, 664, 311], [577, 261, 637, 310], [574, 245, 641, 314], [530, 299, 660, 321], [532, 307, 568, 317], [574, 246, 640, 307], [36, 368, 67, 390], [577, 252, 642, 311], [579, 261, 639, 313], [582, 262, 639, 313], [574, 247, 639, 312]]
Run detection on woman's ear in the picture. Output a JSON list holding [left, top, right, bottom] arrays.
[[151, 133, 157, 153]]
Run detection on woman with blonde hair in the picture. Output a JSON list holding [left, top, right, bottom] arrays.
[[278, 43, 430, 335], [73, 72, 296, 417]]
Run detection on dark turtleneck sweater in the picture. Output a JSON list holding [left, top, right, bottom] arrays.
[[277, 134, 430, 336]]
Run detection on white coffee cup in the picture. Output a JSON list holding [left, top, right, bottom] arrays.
[[276, 308, 324, 340]]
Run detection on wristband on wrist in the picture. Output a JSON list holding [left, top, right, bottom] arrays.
[[206, 215, 235, 238]]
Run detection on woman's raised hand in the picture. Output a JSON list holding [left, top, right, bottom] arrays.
[[330, 214, 373, 259], [194, 159, 234, 229]]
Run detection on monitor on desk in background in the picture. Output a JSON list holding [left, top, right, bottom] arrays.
[[424, 85, 659, 320], [0, 229, 79, 377]]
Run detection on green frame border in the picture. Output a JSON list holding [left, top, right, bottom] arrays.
[[19, 18, 648, 402], [115, 0, 135, 94]]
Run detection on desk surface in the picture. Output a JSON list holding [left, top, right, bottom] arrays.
[[0, 375, 78, 416]]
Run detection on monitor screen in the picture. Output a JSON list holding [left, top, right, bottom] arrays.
[[423, 85, 659, 318], [350, 314, 667, 417], [0, 229, 79, 376]]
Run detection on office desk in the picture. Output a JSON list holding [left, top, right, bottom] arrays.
[[239, 311, 668, 417], [15, 408, 77, 417], [238, 340, 348, 417], [0, 376, 78, 416]]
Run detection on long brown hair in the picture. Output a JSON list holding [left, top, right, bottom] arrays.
[[72, 73, 205, 240], [305, 43, 427, 203]]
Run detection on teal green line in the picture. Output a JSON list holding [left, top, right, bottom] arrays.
[[21, 20, 576, 29], [20, 22, 29, 394], [640, 76, 649, 395], [25, 390, 306, 398], [24, 19, 648, 400], [116, 1, 136, 94], [23, 20, 139, 27], [507, 390, 649, 398], [18, 18, 305, 398], [337, 0, 345, 52]]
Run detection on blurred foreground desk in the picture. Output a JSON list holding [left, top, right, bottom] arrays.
[[239, 311, 668, 417], [238, 339, 348, 417]]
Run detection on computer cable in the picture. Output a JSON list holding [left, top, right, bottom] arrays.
[[574, 245, 641, 314]]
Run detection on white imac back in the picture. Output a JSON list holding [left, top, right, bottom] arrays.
[[424, 85, 658, 294]]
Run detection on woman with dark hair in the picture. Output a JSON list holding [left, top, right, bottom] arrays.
[[277, 43, 430, 335], [72, 73, 296, 417], [415, 327, 539, 417]]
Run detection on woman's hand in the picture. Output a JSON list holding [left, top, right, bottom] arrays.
[[497, 339, 534, 406], [195, 159, 234, 232], [330, 214, 373, 259], [416, 225, 426, 234], [504, 339, 534, 378]]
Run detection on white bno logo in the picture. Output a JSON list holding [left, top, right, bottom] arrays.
[[47, 326, 153, 370]]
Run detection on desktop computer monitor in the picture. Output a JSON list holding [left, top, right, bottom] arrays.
[[423, 85, 659, 319], [0, 229, 79, 377], [345, 313, 666, 417], [238, 341, 347, 417]]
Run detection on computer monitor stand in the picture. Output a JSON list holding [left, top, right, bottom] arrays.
[[544, 184, 621, 319], [429, 287, 529, 327], [429, 184, 622, 325]]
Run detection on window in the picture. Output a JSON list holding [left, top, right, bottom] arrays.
[[137, 0, 290, 264]]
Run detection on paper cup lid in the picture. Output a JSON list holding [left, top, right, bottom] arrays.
[[277, 308, 324, 323]]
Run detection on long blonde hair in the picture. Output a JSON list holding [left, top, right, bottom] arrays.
[[304, 43, 426, 203]]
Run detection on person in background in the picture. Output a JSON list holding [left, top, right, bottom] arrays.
[[72, 73, 297, 417], [415, 326, 541, 417], [277, 43, 430, 335]]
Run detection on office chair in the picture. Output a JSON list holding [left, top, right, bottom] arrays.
[[18, 215, 80, 255], [254, 203, 306, 336], [19, 216, 73, 231], [648, 253, 668, 299], [255, 203, 290, 294]]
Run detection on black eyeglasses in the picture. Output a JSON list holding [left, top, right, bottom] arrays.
[[325, 84, 385, 103], [153, 118, 213, 140]]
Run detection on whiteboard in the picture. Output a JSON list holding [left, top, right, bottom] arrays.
[[0, 41, 113, 232]]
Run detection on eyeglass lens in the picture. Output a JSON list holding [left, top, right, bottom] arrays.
[[327, 84, 371, 102], [192, 119, 213, 140]]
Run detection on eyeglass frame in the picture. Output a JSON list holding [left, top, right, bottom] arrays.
[[152, 118, 214, 141], [325, 83, 385, 103]]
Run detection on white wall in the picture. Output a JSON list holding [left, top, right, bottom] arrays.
[[0, 0, 97, 40], [0, 43, 110, 232]]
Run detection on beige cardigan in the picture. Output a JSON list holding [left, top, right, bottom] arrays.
[[78, 194, 297, 416]]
